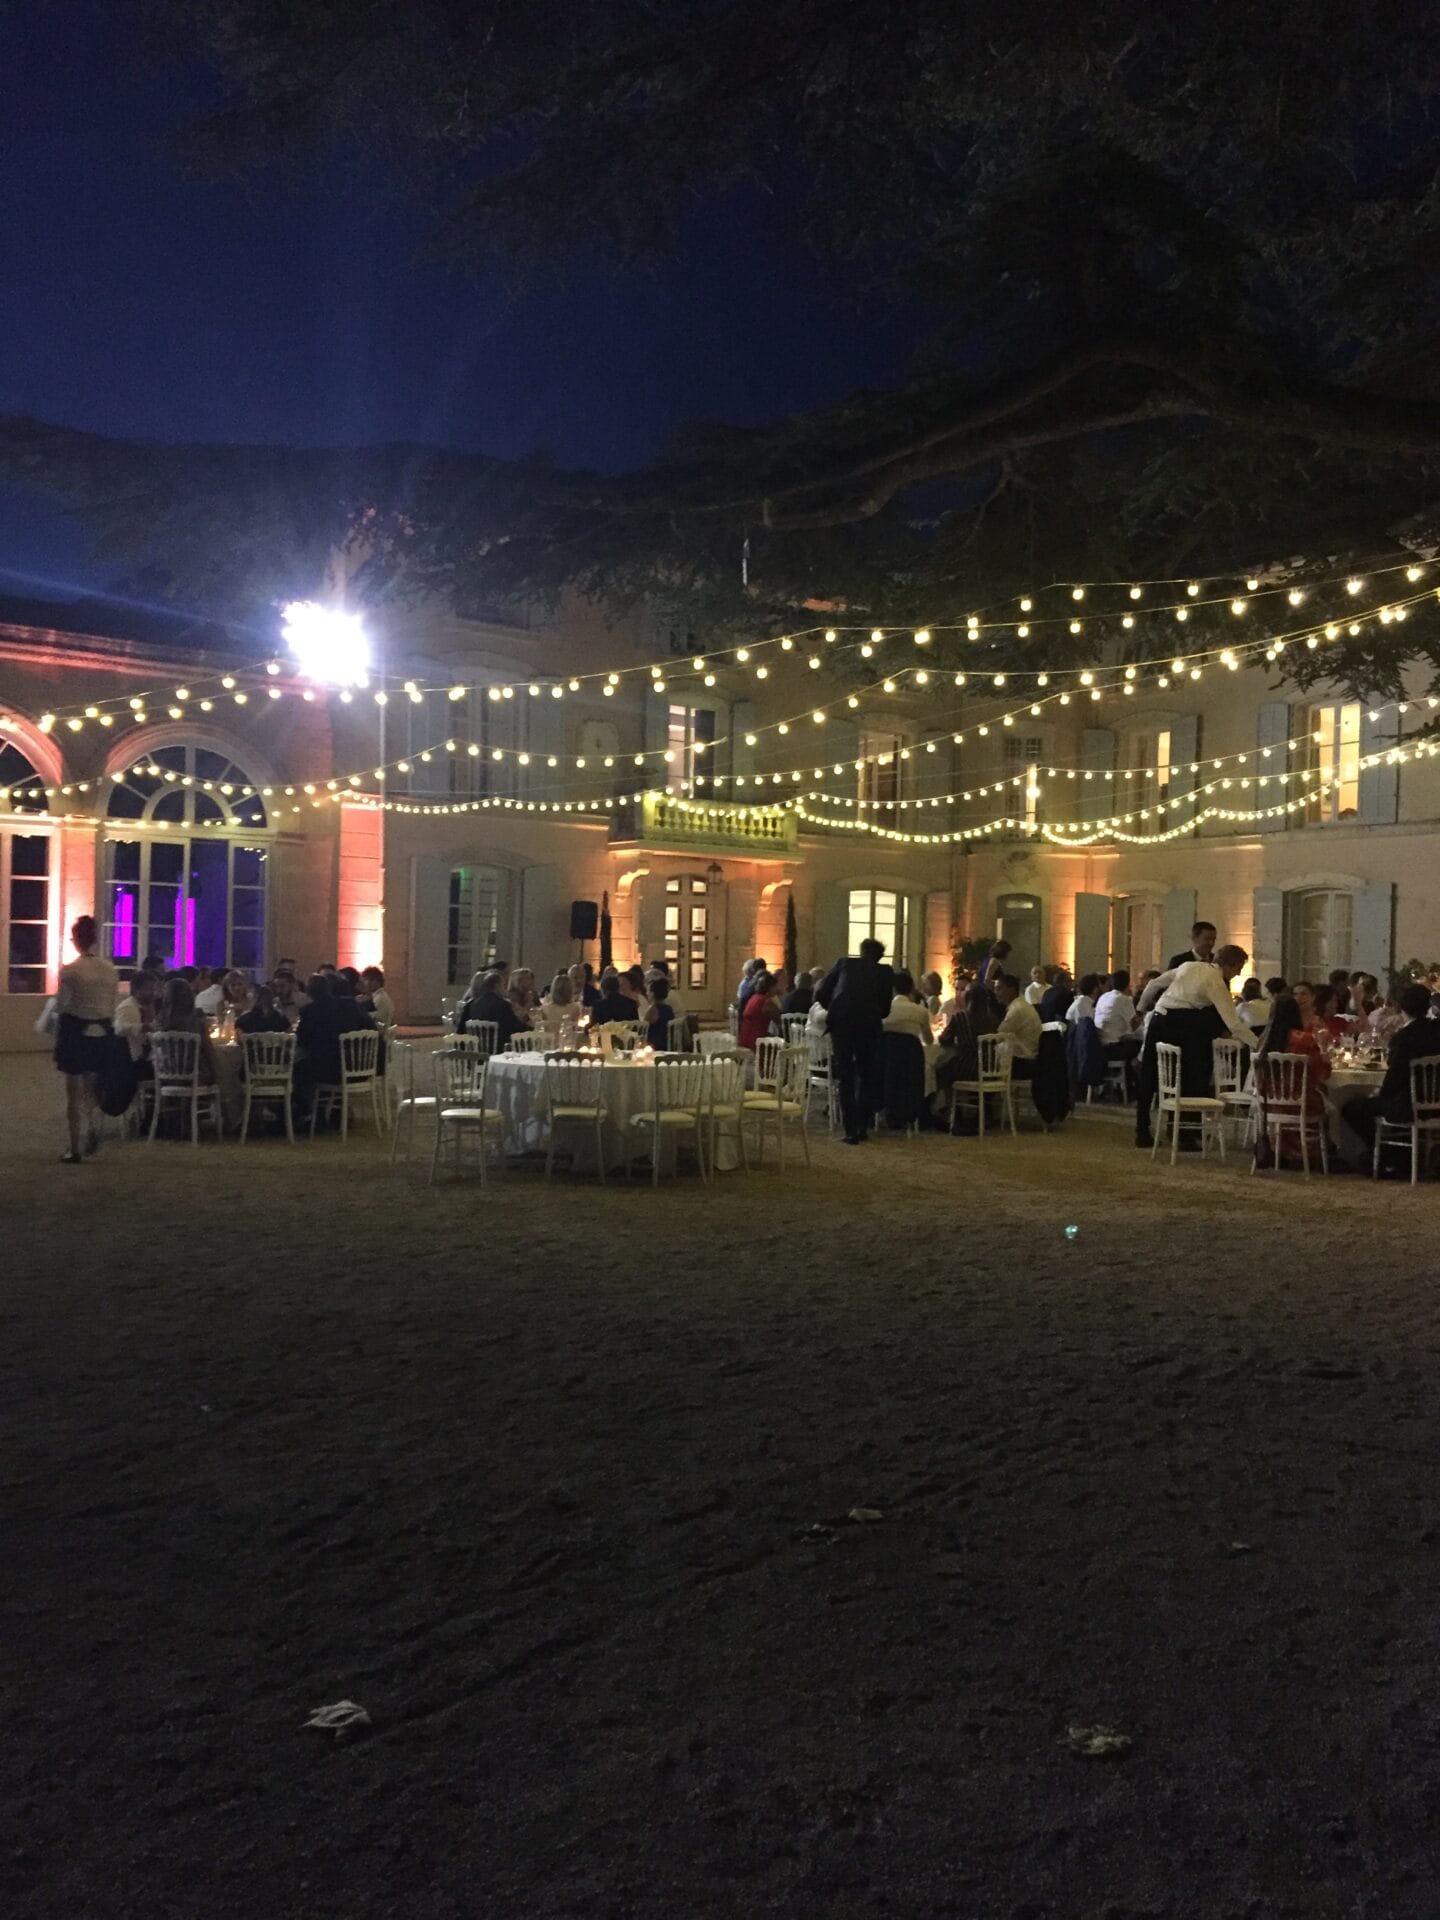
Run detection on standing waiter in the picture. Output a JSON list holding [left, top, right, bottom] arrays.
[[1168, 920, 1218, 969], [816, 937, 894, 1145], [1134, 942, 1258, 1148]]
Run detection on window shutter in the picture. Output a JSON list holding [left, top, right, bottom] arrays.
[[1351, 882, 1395, 980], [1080, 728, 1116, 824], [815, 882, 848, 968], [728, 698, 756, 786], [1073, 892, 1112, 975], [522, 681, 567, 800], [408, 854, 453, 1019], [519, 862, 560, 969], [1161, 887, 1197, 965], [1357, 701, 1399, 824], [1167, 714, 1200, 825], [1254, 700, 1290, 832], [407, 694, 451, 796], [1251, 886, 1284, 980], [823, 714, 860, 799], [642, 690, 670, 772]]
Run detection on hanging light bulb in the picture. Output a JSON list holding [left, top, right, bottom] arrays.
[[1186, 582, 1200, 597]]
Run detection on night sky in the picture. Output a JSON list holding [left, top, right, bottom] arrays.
[[1, 1, 924, 610]]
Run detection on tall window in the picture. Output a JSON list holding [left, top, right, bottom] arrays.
[[848, 887, 905, 958], [1291, 889, 1353, 980], [103, 745, 270, 974], [1125, 727, 1171, 814], [447, 866, 504, 987], [447, 692, 494, 797], [1122, 898, 1162, 977], [1004, 735, 1044, 825], [1, 830, 51, 992], [858, 731, 902, 806], [666, 705, 716, 793], [1304, 701, 1361, 822]]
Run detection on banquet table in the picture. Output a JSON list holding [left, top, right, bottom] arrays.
[[1323, 1063, 1385, 1167], [485, 1053, 740, 1175], [209, 1040, 247, 1129]]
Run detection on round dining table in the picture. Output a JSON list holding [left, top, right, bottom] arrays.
[[1323, 1062, 1385, 1167], [484, 1053, 740, 1175]]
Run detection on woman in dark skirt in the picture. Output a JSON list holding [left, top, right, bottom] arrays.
[[54, 914, 119, 1162]]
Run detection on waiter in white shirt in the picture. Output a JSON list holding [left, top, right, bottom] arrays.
[[1135, 943, 1258, 1147]]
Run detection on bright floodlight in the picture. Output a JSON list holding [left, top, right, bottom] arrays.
[[280, 600, 370, 686]]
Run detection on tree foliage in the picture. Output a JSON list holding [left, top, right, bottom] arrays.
[[8, 1, 1440, 689]]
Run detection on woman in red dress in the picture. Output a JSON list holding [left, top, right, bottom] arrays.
[[1255, 990, 1332, 1166], [738, 970, 781, 1050]]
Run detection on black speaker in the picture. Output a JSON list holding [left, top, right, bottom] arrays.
[[569, 899, 599, 941]]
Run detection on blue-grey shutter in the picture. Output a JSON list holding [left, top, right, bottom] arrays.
[[1254, 700, 1290, 832], [1161, 887, 1197, 965], [815, 881, 848, 969], [1351, 882, 1395, 981], [1357, 701, 1399, 824], [728, 698, 756, 789], [1073, 892, 1112, 975], [1251, 886, 1284, 980], [1080, 727, 1116, 824], [522, 680, 567, 800], [1167, 713, 1200, 827]]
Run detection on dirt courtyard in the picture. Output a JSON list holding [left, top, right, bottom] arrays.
[[2, 1052, 1438, 1919]]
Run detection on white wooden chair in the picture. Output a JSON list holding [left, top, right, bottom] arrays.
[[240, 1030, 295, 1144], [628, 1057, 710, 1184], [744, 1043, 811, 1170], [507, 1030, 548, 1053], [430, 1047, 505, 1184], [388, 1039, 439, 1164], [1153, 1039, 1227, 1165], [697, 1029, 739, 1058], [1372, 1057, 1440, 1184], [949, 1033, 1016, 1138], [1251, 1051, 1326, 1174], [781, 1013, 809, 1045], [1212, 1037, 1255, 1143], [807, 1031, 841, 1133], [599, 1020, 648, 1055], [753, 1035, 785, 1090], [147, 1030, 223, 1145], [542, 1056, 609, 1181], [703, 1054, 749, 1174], [310, 1028, 387, 1141], [463, 1019, 501, 1059]]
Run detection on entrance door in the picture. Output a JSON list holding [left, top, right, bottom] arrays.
[[995, 892, 1041, 977], [662, 873, 720, 1016]]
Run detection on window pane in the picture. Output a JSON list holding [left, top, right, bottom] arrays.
[[154, 790, 187, 821], [10, 834, 50, 877], [9, 967, 45, 993], [233, 845, 265, 888], [106, 784, 146, 820], [107, 838, 141, 882], [8, 922, 45, 966], [152, 842, 185, 884], [194, 793, 224, 824], [9, 877, 47, 921], [232, 887, 264, 929], [232, 926, 263, 971]]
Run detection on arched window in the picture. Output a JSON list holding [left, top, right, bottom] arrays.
[[106, 744, 267, 828], [102, 742, 270, 975], [0, 735, 49, 815]]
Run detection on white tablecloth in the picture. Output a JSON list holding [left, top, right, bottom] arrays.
[[485, 1054, 739, 1174], [1324, 1065, 1384, 1166]]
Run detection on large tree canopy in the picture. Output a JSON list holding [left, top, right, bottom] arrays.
[[7, 1, 1440, 688]]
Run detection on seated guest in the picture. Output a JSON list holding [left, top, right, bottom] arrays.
[[1305, 980, 1347, 1038], [781, 967, 822, 1018], [645, 961, 683, 1020], [567, 961, 602, 1011], [536, 972, 576, 1037], [1264, 975, 1288, 1002], [456, 967, 523, 1041], [919, 971, 945, 1019], [115, 970, 161, 1061], [1327, 966, 1352, 1015], [272, 969, 310, 1021], [359, 965, 395, 1030], [1066, 973, 1101, 1024], [883, 969, 934, 1044], [1023, 965, 1050, 1007], [295, 973, 347, 1101], [881, 970, 929, 1130], [1369, 988, 1405, 1045], [236, 984, 292, 1036], [738, 970, 781, 1050], [934, 982, 1000, 1102], [508, 967, 539, 1019], [194, 967, 228, 1015], [1348, 970, 1379, 1017], [620, 964, 648, 1009], [994, 972, 1043, 1080], [1237, 977, 1270, 1031], [645, 977, 678, 1046], [736, 958, 768, 1011], [1337, 983, 1440, 1163], [1037, 968, 1074, 1024], [155, 976, 215, 1081], [1094, 967, 1141, 1094], [591, 969, 636, 1026]]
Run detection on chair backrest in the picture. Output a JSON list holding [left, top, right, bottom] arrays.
[[778, 1043, 811, 1104], [1255, 1050, 1309, 1111], [242, 1030, 295, 1086], [1155, 1039, 1182, 1100], [706, 1056, 744, 1114], [807, 1031, 833, 1076], [726, 1004, 739, 1037], [340, 1028, 380, 1079], [151, 1029, 201, 1086], [1413, 1055, 1440, 1118], [976, 1032, 1012, 1085], [1212, 1038, 1250, 1096], [543, 1056, 607, 1113], [697, 1029, 738, 1058], [652, 1057, 709, 1113], [781, 1013, 808, 1044], [435, 1046, 488, 1105], [464, 1019, 501, 1058], [390, 1037, 418, 1097], [754, 1036, 786, 1087], [508, 1030, 548, 1053]]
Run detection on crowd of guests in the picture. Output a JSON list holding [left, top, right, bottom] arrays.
[[451, 958, 681, 1049]]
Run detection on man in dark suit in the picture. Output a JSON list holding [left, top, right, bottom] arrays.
[[816, 938, 895, 1144], [1341, 984, 1440, 1163], [1168, 920, 1218, 969]]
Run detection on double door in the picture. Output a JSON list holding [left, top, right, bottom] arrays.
[[658, 872, 721, 1016]]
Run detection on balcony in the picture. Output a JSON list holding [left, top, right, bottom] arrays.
[[608, 791, 798, 857]]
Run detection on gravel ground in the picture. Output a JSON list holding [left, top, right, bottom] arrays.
[[2, 1053, 1438, 1920]]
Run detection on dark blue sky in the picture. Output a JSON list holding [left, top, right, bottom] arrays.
[[1, 1, 923, 607]]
